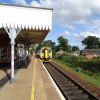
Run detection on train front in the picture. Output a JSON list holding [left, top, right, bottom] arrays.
[[40, 47, 52, 62]]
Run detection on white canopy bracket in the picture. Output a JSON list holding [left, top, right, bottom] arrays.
[[5, 27, 21, 43]]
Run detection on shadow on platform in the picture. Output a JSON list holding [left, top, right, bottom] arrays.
[[0, 58, 31, 88]]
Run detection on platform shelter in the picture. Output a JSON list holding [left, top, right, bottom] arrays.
[[0, 4, 52, 82]]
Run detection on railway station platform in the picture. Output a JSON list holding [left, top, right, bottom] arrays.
[[0, 56, 62, 100], [0, 56, 35, 100]]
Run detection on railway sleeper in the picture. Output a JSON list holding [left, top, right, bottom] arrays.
[[57, 83, 75, 88], [65, 91, 85, 96], [54, 78, 73, 84], [53, 76, 66, 80], [55, 79, 70, 83], [61, 85, 78, 89], [67, 95, 89, 100], [68, 90, 83, 94], [54, 77, 68, 80], [50, 72, 62, 77], [54, 75, 65, 78], [52, 74, 63, 78], [56, 81, 72, 87], [57, 83, 75, 87], [62, 87, 81, 92]]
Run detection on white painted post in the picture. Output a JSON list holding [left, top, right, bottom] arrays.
[[10, 28, 16, 83], [5, 27, 21, 83], [11, 42, 15, 82]]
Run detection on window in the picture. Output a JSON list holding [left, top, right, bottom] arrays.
[[0, 48, 8, 59]]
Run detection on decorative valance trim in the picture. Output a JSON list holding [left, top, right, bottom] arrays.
[[0, 23, 51, 30]]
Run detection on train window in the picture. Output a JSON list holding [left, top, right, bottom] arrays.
[[49, 49, 51, 53], [42, 49, 44, 53], [0, 48, 8, 59]]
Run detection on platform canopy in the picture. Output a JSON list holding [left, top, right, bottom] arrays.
[[0, 4, 53, 83], [0, 4, 53, 43]]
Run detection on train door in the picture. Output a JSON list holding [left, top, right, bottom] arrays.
[[44, 49, 49, 60]]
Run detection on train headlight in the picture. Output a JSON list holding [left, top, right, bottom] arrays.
[[49, 53, 52, 58]]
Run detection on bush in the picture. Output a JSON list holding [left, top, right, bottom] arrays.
[[92, 56, 100, 61], [81, 60, 100, 73], [54, 53, 78, 67], [54, 53, 100, 73]]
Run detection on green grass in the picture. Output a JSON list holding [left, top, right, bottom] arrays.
[[78, 72, 100, 87], [53, 59, 100, 87]]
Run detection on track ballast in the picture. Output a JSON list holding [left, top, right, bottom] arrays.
[[43, 62, 99, 100]]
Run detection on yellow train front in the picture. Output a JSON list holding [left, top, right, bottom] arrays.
[[40, 47, 52, 62]]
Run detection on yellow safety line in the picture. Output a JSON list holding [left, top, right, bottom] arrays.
[[31, 84, 34, 100], [31, 58, 36, 100]]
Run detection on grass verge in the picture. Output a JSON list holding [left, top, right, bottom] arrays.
[[53, 59, 100, 87]]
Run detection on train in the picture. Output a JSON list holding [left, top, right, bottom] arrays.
[[39, 47, 52, 62]]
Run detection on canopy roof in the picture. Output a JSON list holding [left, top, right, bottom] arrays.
[[0, 4, 53, 43]]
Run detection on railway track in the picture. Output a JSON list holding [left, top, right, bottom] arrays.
[[43, 62, 99, 100]]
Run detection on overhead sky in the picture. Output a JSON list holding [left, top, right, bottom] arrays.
[[0, 0, 100, 49]]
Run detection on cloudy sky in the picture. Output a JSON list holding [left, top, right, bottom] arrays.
[[0, 0, 100, 49]]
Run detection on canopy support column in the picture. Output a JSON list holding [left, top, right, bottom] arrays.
[[5, 27, 21, 83], [11, 42, 15, 82]]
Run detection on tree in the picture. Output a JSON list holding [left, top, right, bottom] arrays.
[[72, 46, 79, 52], [36, 44, 42, 52], [82, 36, 100, 49], [36, 40, 56, 53], [68, 45, 72, 52], [57, 36, 68, 51], [29, 44, 36, 55], [42, 40, 55, 50], [42, 40, 55, 48], [98, 41, 100, 48]]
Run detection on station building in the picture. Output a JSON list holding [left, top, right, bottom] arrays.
[[0, 4, 52, 82]]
